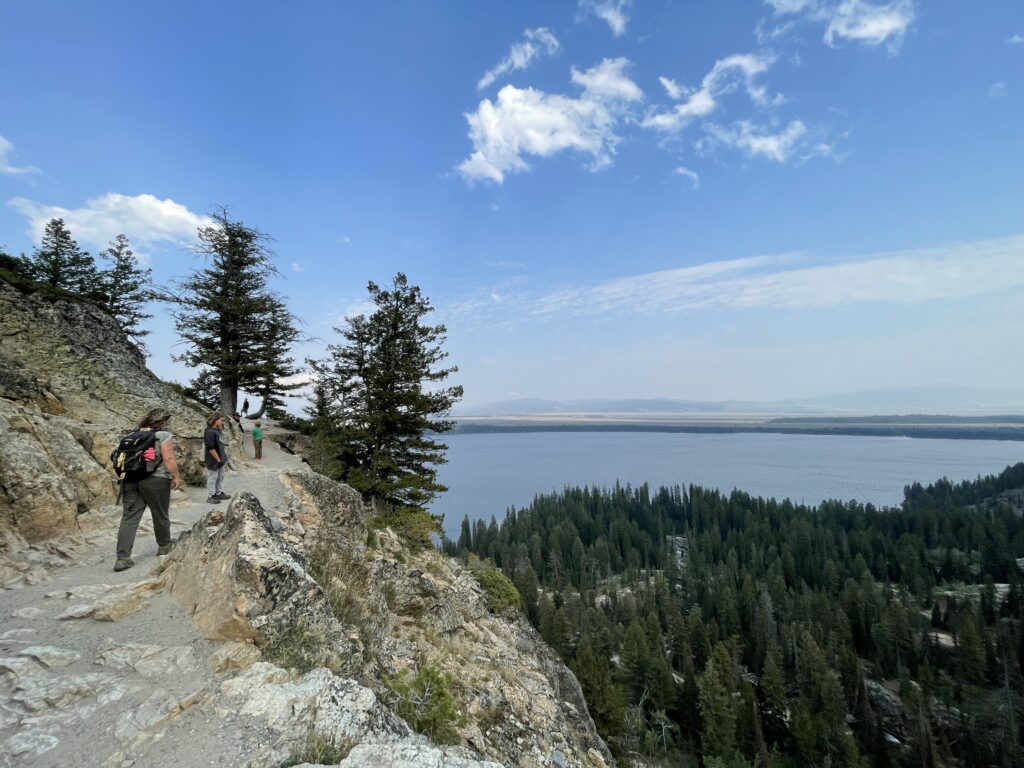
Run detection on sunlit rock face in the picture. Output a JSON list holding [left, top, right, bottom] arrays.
[[0, 279, 212, 540], [160, 477, 613, 768]]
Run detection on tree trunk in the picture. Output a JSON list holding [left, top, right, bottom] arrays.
[[220, 384, 235, 417], [248, 398, 268, 419]]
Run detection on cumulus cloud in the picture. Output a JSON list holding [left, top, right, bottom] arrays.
[[8, 193, 213, 250], [528, 236, 1024, 317], [643, 53, 775, 134], [578, 0, 631, 37], [765, 0, 915, 51], [0, 135, 40, 176], [478, 28, 560, 91], [824, 0, 915, 49], [458, 58, 643, 183]]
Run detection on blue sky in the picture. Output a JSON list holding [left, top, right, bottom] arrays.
[[1, 0, 1022, 408]]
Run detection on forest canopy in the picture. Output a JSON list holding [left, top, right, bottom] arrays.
[[454, 462, 1024, 767]]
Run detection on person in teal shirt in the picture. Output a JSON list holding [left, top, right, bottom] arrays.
[[252, 422, 264, 460]]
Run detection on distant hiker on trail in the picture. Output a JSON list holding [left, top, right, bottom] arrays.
[[233, 411, 245, 432], [252, 421, 264, 460], [112, 408, 183, 572], [242, 398, 250, 417], [205, 412, 230, 504]]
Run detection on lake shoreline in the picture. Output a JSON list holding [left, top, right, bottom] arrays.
[[452, 417, 1024, 441]]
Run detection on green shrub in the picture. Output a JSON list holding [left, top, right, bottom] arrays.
[[369, 505, 443, 551], [262, 619, 326, 673], [384, 665, 464, 745], [471, 561, 521, 614], [279, 732, 354, 767]]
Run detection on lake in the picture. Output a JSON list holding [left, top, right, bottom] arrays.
[[430, 432, 1023, 538]]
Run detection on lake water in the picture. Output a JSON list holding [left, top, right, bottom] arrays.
[[430, 432, 1023, 538]]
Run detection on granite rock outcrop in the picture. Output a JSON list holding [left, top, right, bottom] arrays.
[[0, 279, 216, 540]]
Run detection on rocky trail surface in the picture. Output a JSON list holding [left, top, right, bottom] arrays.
[[0, 432, 320, 767]]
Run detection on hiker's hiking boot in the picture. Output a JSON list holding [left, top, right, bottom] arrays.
[[113, 557, 134, 572], [156, 544, 173, 556], [206, 496, 221, 504], [214, 492, 231, 500]]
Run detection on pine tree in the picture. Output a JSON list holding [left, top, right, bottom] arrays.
[[27, 218, 101, 298], [99, 234, 152, 347], [760, 641, 789, 748], [173, 209, 281, 415], [246, 295, 303, 417], [318, 272, 463, 510], [700, 643, 738, 761]]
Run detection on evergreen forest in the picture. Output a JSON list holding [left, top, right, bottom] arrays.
[[454, 462, 1024, 767]]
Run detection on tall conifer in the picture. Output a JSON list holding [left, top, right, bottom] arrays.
[[99, 233, 152, 347], [173, 209, 283, 415], [27, 218, 101, 297], [319, 272, 463, 511]]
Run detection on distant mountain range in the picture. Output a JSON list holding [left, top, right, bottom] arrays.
[[454, 384, 1024, 417]]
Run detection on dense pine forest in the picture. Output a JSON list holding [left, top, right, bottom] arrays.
[[452, 462, 1024, 767]]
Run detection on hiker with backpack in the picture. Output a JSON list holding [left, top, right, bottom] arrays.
[[204, 411, 230, 504], [112, 408, 183, 572]]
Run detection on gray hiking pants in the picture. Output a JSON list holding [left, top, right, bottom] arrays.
[[206, 464, 225, 498], [117, 475, 172, 559]]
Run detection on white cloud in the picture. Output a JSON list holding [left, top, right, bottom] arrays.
[[478, 27, 560, 91], [8, 193, 212, 250], [570, 57, 644, 102], [765, 0, 915, 52], [658, 77, 684, 100], [824, 0, 915, 50], [458, 58, 643, 183], [989, 82, 1008, 98], [528, 236, 1024, 317], [673, 166, 700, 189], [291, 262, 306, 273], [705, 119, 809, 162], [1009, 34, 1024, 45], [0, 135, 40, 176], [643, 53, 775, 134], [578, 0, 631, 37]]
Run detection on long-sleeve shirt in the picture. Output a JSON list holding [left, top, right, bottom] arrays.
[[203, 426, 227, 469]]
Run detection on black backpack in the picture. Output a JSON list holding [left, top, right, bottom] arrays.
[[110, 431, 161, 483]]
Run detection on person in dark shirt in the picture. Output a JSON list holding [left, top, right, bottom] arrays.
[[204, 412, 230, 504]]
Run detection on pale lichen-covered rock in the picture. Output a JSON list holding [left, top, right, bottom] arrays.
[[0, 399, 114, 539], [208, 641, 263, 672], [160, 492, 351, 662], [218, 663, 410, 745], [305, 742, 508, 767], [52, 578, 163, 622]]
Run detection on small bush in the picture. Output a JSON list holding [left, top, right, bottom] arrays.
[[369, 505, 442, 551], [473, 562, 521, 614], [308, 542, 370, 629], [384, 665, 464, 745], [262, 619, 326, 673], [279, 732, 354, 767]]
